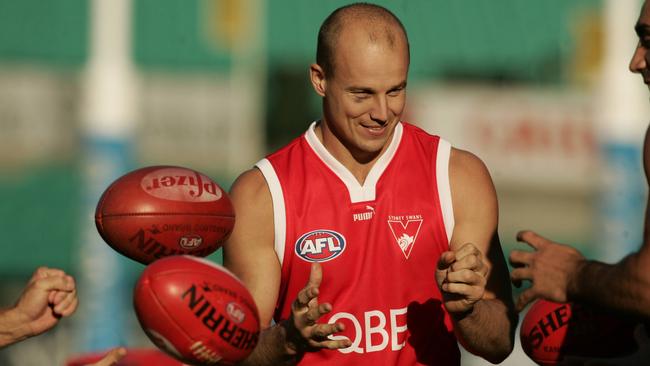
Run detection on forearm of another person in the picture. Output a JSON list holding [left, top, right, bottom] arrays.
[[511, 201, 650, 316], [569, 189, 650, 318], [0, 307, 32, 347], [570, 246, 650, 319], [578, 126, 650, 316]]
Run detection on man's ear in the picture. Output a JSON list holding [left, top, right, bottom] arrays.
[[310, 63, 327, 97]]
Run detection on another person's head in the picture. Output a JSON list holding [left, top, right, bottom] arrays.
[[310, 3, 410, 162], [630, 0, 650, 82]]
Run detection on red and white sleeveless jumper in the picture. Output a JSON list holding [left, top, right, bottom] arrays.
[[255, 122, 460, 365]]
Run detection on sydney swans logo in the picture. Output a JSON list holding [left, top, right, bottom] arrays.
[[387, 215, 423, 259]]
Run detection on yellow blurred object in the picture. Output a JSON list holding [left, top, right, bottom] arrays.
[[569, 8, 605, 86], [204, 0, 255, 51]]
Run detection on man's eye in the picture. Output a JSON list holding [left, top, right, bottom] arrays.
[[642, 38, 650, 48], [388, 88, 403, 97]]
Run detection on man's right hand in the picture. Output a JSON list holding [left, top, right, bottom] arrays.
[[282, 263, 351, 354]]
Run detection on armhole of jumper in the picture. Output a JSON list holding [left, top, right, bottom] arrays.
[[436, 139, 454, 245], [255, 159, 287, 266]]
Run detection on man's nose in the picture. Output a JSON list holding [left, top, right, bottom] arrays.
[[629, 43, 647, 74], [370, 95, 388, 123]]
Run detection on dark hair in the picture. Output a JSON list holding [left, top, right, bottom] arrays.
[[316, 2, 409, 77]]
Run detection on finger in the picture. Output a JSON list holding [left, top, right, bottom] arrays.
[[310, 322, 352, 350], [50, 276, 76, 305], [48, 290, 58, 304], [33, 267, 67, 281], [42, 268, 67, 278], [295, 286, 319, 310], [516, 230, 548, 250], [317, 302, 332, 315], [311, 337, 352, 350], [54, 291, 78, 316], [308, 262, 323, 288], [90, 347, 127, 366], [510, 267, 533, 284], [29, 267, 50, 284], [295, 263, 323, 307], [515, 289, 537, 312], [34, 275, 75, 293], [445, 269, 485, 286], [312, 322, 345, 338], [441, 282, 483, 297], [65, 275, 76, 290], [303, 302, 331, 325], [450, 252, 482, 272], [52, 290, 68, 306], [437, 251, 455, 271], [508, 250, 535, 267], [453, 243, 481, 261], [61, 296, 79, 317]]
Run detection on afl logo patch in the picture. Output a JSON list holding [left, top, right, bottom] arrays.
[[295, 230, 346, 263]]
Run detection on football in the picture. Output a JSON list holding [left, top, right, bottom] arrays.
[[520, 299, 637, 365], [133, 255, 260, 365], [95, 165, 234, 264]]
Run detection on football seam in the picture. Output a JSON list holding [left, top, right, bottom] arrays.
[[141, 276, 195, 360], [149, 261, 261, 324]]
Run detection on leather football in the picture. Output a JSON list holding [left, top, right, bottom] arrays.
[[133, 255, 260, 365], [95, 165, 234, 264], [520, 299, 637, 365]]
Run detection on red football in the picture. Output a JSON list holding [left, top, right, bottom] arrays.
[[134, 255, 260, 365], [520, 299, 637, 365], [66, 348, 184, 366], [95, 165, 234, 264]]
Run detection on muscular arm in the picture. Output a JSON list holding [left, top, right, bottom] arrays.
[[445, 148, 517, 363], [569, 250, 650, 318], [511, 126, 650, 317], [0, 307, 31, 347], [222, 168, 293, 365], [511, 227, 650, 318], [568, 125, 650, 317], [223, 169, 348, 366]]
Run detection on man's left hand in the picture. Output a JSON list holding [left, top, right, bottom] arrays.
[[436, 242, 489, 316]]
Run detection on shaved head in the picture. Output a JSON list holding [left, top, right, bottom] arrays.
[[316, 3, 410, 78]]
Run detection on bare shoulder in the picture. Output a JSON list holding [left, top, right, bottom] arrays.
[[448, 147, 497, 234], [224, 167, 273, 254], [230, 167, 270, 203], [449, 147, 495, 195], [224, 167, 280, 327]]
